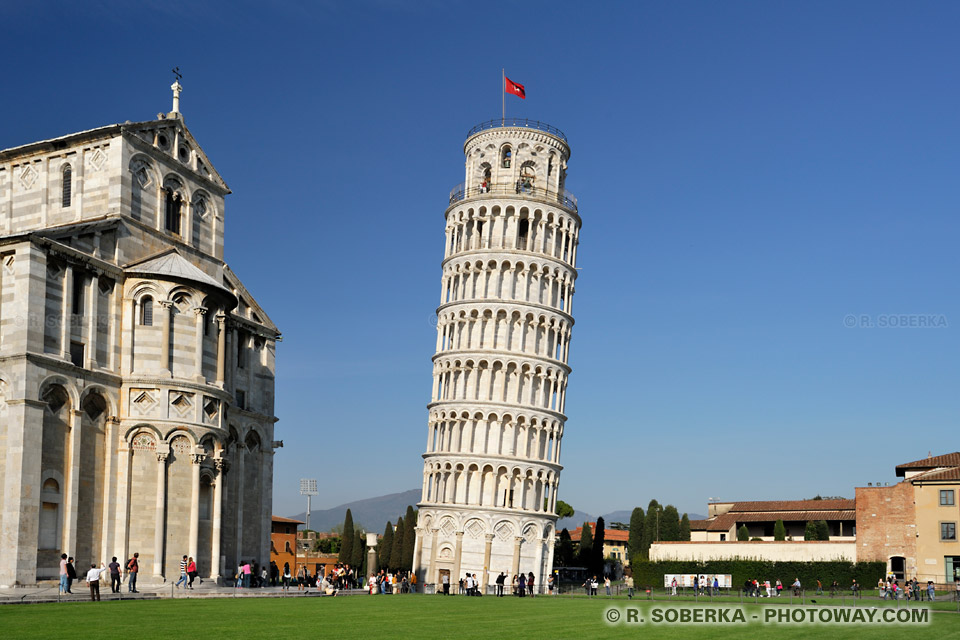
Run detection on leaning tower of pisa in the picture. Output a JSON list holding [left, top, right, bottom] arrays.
[[413, 119, 580, 593]]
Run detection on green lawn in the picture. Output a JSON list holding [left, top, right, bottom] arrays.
[[2, 594, 959, 639]]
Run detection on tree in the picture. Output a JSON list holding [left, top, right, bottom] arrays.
[[592, 517, 606, 575], [774, 520, 786, 541], [578, 521, 593, 567], [642, 499, 662, 557], [661, 505, 680, 541], [680, 513, 691, 541], [556, 500, 575, 519], [815, 520, 830, 541], [804, 521, 818, 540], [402, 506, 417, 571], [628, 507, 645, 560], [339, 509, 354, 564], [556, 528, 575, 567], [737, 525, 750, 541], [378, 522, 393, 570], [352, 529, 364, 575], [390, 517, 405, 571]]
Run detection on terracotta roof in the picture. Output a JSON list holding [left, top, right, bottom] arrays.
[[689, 520, 712, 531], [729, 499, 854, 512], [272, 515, 304, 524], [569, 524, 629, 543], [731, 510, 855, 523], [910, 467, 960, 482], [896, 452, 960, 476]]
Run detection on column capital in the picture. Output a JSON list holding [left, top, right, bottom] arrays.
[[216, 313, 227, 327], [430, 528, 440, 534], [484, 534, 495, 542], [158, 299, 174, 309], [193, 306, 208, 317], [514, 536, 524, 544], [156, 452, 169, 463], [455, 531, 464, 539], [190, 453, 206, 465]]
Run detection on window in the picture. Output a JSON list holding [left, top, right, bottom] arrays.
[[941, 522, 957, 542], [71, 274, 84, 315], [235, 390, 246, 410], [237, 332, 247, 369], [164, 187, 182, 235], [69, 341, 84, 367], [719, 533, 726, 541], [140, 296, 154, 326], [62, 165, 72, 207], [941, 490, 955, 506], [501, 146, 512, 169]]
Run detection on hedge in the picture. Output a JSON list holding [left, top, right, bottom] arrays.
[[631, 557, 885, 591]]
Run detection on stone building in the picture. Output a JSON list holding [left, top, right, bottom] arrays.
[[413, 119, 580, 592], [0, 83, 280, 587]]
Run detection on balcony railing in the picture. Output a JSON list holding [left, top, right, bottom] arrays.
[[467, 118, 568, 143], [448, 182, 578, 212]]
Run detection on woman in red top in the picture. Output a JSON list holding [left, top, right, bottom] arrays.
[[187, 557, 198, 590]]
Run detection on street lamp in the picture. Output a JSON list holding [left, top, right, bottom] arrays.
[[299, 478, 318, 531]]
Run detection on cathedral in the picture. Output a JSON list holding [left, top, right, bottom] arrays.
[[0, 83, 280, 586]]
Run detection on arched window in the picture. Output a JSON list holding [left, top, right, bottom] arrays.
[[501, 146, 512, 169], [39, 478, 61, 550], [164, 187, 182, 235], [61, 165, 72, 207], [140, 296, 154, 326]]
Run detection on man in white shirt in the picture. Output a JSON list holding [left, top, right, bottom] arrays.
[[85, 564, 102, 602]]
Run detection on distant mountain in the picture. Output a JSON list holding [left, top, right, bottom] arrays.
[[291, 490, 704, 535], [290, 488, 421, 533]]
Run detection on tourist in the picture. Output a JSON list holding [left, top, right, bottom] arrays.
[[693, 575, 699, 595], [496, 572, 506, 597], [442, 572, 450, 595], [816, 579, 823, 595], [775, 578, 783, 596], [473, 574, 480, 596], [671, 577, 678, 596], [282, 563, 291, 591], [830, 579, 838, 596], [792, 578, 801, 597], [624, 574, 633, 599], [297, 564, 306, 591], [851, 578, 859, 596], [174, 555, 188, 589], [480, 179, 488, 193], [108, 557, 122, 593], [528, 572, 536, 597], [244, 561, 254, 588], [66, 557, 77, 594], [260, 565, 268, 588], [713, 576, 720, 595], [270, 561, 279, 587], [85, 564, 102, 602], [765, 580, 772, 598], [604, 576, 611, 597], [410, 571, 417, 593], [186, 557, 197, 589], [127, 553, 139, 593], [514, 575, 520, 596], [548, 573, 556, 595], [518, 572, 526, 597], [591, 576, 598, 597], [59, 554, 69, 595]]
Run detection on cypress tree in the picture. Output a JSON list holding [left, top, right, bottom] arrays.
[[815, 520, 830, 541], [628, 507, 645, 560], [390, 517, 405, 571], [592, 517, 606, 575], [737, 525, 750, 541], [556, 528, 574, 566], [578, 521, 593, 567], [680, 513, 691, 541], [774, 519, 786, 541], [661, 505, 680, 541], [378, 522, 393, 570], [339, 509, 354, 564], [351, 529, 364, 571], [402, 506, 417, 570], [642, 499, 662, 557]]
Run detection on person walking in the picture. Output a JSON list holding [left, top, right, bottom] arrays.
[[85, 564, 102, 602], [174, 555, 188, 589], [496, 572, 505, 597], [59, 554, 70, 595], [108, 557, 122, 593], [66, 557, 77, 594], [528, 572, 536, 597], [282, 563, 291, 591], [126, 553, 140, 593], [186, 557, 198, 589]]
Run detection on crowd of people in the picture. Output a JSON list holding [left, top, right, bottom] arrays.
[[367, 570, 416, 594], [877, 576, 939, 601]]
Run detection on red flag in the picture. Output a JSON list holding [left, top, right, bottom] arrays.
[[505, 76, 525, 99]]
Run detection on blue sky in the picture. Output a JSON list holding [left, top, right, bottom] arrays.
[[3, 1, 958, 521]]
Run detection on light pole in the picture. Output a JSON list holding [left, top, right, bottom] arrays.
[[299, 478, 318, 532]]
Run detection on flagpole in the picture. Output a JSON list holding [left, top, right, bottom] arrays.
[[502, 68, 505, 125]]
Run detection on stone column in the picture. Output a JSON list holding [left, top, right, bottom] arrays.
[[85, 273, 98, 368], [62, 410, 82, 558], [234, 443, 245, 563], [482, 533, 494, 591], [533, 536, 546, 594], [209, 459, 225, 581], [412, 527, 424, 577], [193, 307, 207, 381], [153, 447, 169, 578], [127, 299, 138, 374], [113, 444, 133, 569], [428, 528, 439, 585], [188, 450, 206, 561], [99, 416, 119, 563], [60, 265, 73, 359], [159, 300, 173, 375], [511, 536, 523, 581], [452, 531, 464, 589], [215, 313, 226, 387]]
